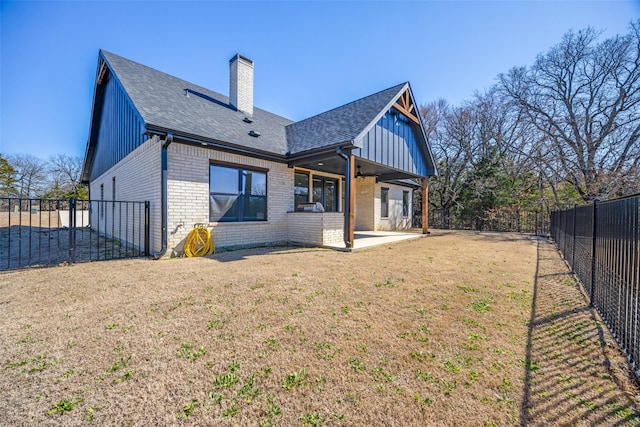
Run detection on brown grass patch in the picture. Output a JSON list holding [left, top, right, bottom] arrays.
[[0, 230, 637, 426]]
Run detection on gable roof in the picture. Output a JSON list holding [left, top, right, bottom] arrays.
[[101, 50, 293, 156], [285, 83, 407, 155], [84, 51, 436, 181]]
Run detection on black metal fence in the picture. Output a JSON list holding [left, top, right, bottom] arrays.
[[0, 198, 149, 271], [425, 208, 550, 235], [551, 194, 639, 376]]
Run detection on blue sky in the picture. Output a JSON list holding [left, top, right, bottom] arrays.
[[1, 1, 638, 160]]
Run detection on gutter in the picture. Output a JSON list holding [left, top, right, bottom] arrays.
[[336, 146, 352, 248], [145, 126, 288, 163], [153, 132, 173, 259]]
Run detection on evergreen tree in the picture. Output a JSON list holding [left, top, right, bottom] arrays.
[[0, 154, 17, 197]]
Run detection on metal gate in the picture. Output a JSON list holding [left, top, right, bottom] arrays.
[[0, 198, 149, 271]]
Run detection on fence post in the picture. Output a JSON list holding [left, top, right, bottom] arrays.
[[69, 198, 76, 264], [571, 204, 577, 273], [144, 201, 150, 257], [590, 199, 598, 306]]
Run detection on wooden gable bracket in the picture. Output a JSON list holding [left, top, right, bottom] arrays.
[[97, 61, 108, 86], [393, 89, 420, 125]]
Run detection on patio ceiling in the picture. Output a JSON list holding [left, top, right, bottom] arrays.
[[289, 151, 421, 182]]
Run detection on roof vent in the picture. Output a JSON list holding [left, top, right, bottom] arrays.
[[243, 117, 253, 123], [249, 130, 261, 137]]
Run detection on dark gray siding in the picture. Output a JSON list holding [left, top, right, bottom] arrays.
[[90, 74, 145, 182], [354, 108, 429, 176]]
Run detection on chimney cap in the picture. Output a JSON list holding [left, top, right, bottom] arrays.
[[230, 53, 253, 66]]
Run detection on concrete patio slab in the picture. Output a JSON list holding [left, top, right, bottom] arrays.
[[324, 230, 428, 251]]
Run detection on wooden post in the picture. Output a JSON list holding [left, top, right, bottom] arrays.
[[421, 177, 428, 234], [348, 154, 356, 246]]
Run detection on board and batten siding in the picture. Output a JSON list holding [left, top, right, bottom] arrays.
[[353, 109, 429, 177], [90, 72, 146, 182]]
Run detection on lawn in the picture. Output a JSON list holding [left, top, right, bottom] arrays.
[[0, 230, 637, 426]]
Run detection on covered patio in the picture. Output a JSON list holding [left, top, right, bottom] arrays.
[[287, 85, 436, 249], [324, 230, 427, 251]]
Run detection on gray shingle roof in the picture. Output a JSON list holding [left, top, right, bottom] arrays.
[[100, 51, 411, 159], [285, 83, 407, 155], [102, 50, 293, 156]]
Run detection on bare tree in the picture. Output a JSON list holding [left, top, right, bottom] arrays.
[[47, 154, 84, 197], [499, 21, 640, 202], [7, 154, 48, 197], [420, 100, 470, 225]]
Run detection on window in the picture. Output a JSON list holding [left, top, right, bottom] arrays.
[[100, 183, 104, 218], [112, 177, 116, 214], [402, 191, 409, 217], [294, 172, 309, 208], [312, 176, 338, 212], [210, 163, 267, 222], [381, 187, 389, 218]]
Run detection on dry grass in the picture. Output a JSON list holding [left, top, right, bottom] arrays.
[[0, 230, 637, 426]]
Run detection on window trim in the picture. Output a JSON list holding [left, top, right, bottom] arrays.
[[209, 162, 268, 223], [209, 159, 269, 173], [402, 190, 409, 218], [312, 175, 339, 212], [294, 171, 311, 208], [381, 187, 389, 218], [293, 168, 343, 212]]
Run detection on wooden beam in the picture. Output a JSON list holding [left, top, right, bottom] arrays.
[[97, 61, 107, 85], [348, 153, 356, 246], [393, 102, 421, 125], [421, 177, 429, 234], [399, 91, 407, 109]]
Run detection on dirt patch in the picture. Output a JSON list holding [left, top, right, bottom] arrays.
[[0, 211, 60, 228], [0, 226, 141, 270], [0, 230, 637, 426]]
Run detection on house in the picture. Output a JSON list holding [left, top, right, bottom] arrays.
[[81, 51, 437, 256]]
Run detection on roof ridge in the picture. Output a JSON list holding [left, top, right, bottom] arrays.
[[287, 82, 407, 127], [99, 49, 292, 121]]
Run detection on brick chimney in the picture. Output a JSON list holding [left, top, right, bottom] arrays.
[[229, 54, 254, 116]]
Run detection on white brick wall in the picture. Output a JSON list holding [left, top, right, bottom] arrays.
[[89, 137, 162, 252], [322, 213, 344, 245], [355, 176, 375, 230], [375, 182, 413, 231], [90, 139, 416, 256], [166, 144, 293, 254], [287, 212, 344, 246]]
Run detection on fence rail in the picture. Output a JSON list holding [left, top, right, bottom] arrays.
[[0, 198, 149, 271], [551, 194, 640, 376], [425, 209, 550, 235]]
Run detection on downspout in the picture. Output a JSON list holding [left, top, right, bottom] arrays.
[[153, 132, 173, 259], [336, 146, 352, 248]]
